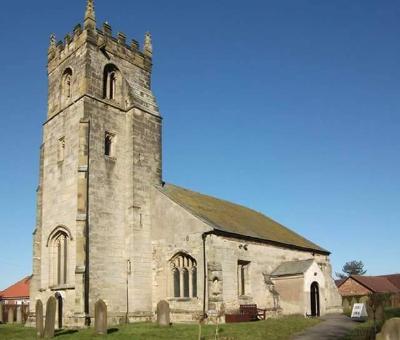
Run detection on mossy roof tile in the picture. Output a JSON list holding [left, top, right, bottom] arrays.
[[160, 183, 329, 254]]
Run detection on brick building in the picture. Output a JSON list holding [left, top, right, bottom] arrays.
[[337, 274, 400, 309], [0, 276, 31, 305]]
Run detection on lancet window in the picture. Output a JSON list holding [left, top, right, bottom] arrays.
[[103, 64, 121, 101], [62, 68, 73, 103], [49, 230, 70, 286]]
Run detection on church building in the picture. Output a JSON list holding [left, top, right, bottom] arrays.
[[29, 0, 342, 327]]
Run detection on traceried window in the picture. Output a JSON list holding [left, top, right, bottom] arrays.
[[170, 253, 197, 298], [49, 230, 70, 286], [103, 64, 121, 101], [238, 260, 250, 296]]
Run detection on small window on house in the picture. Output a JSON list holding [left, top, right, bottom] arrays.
[[170, 253, 197, 298], [104, 132, 115, 157], [58, 137, 65, 162], [238, 260, 250, 296]]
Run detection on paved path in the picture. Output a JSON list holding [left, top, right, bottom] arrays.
[[292, 314, 358, 340]]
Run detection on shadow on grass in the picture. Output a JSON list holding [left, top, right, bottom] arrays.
[[108, 328, 118, 334], [55, 329, 79, 337]]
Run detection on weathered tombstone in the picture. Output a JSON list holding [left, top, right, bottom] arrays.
[[7, 306, 14, 323], [94, 299, 107, 335], [0, 302, 3, 323], [376, 317, 400, 340], [16, 306, 22, 323], [375, 304, 385, 323], [367, 302, 385, 323], [342, 298, 350, 310], [44, 296, 56, 338], [36, 300, 44, 338], [156, 300, 170, 326]]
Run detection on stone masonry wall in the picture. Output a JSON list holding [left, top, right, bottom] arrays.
[[151, 189, 342, 321]]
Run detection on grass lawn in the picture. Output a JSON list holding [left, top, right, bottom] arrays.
[[0, 315, 320, 340]]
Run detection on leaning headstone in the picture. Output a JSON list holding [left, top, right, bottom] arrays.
[[44, 296, 56, 338], [157, 300, 170, 326], [16, 306, 22, 323], [376, 318, 400, 340], [7, 307, 14, 323], [36, 300, 44, 338], [0, 302, 3, 323], [94, 299, 107, 335]]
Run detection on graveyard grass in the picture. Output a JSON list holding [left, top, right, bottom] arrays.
[[0, 315, 320, 339]]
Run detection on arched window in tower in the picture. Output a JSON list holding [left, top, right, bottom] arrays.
[[170, 253, 197, 298], [103, 64, 121, 101], [49, 229, 70, 286], [62, 68, 73, 104], [104, 131, 115, 157]]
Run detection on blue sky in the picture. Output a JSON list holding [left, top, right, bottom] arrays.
[[0, 0, 399, 290]]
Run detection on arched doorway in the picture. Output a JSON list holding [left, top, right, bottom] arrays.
[[55, 292, 63, 329], [310, 282, 320, 317]]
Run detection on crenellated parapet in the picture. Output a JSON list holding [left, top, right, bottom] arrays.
[[48, 0, 152, 74]]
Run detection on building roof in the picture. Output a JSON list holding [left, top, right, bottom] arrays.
[[0, 276, 31, 300], [335, 279, 345, 287], [380, 274, 400, 290], [160, 184, 328, 254], [349, 275, 400, 294], [271, 259, 315, 277]]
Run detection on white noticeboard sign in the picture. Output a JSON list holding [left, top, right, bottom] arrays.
[[351, 303, 368, 320]]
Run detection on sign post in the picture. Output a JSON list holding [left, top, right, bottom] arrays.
[[351, 303, 368, 322]]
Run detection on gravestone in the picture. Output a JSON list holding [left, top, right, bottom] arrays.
[[367, 303, 385, 323], [376, 318, 400, 340], [375, 304, 385, 323], [44, 296, 56, 338], [94, 299, 107, 335], [36, 300, 44, 338], [157, 300, 170, 326], [16, 306, 22, 323], [0, 302, 3, 323], [7, 307, 14, 323]]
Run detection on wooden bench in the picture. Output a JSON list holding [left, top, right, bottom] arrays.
[[240, 304, 267, 321], [225, 304, 267, 323]]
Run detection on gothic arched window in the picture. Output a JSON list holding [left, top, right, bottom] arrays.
[[170, 253, 197, 298], [48, 228, 71, 286], [103, 64, 121, 101], [62, 68, 73, 104]]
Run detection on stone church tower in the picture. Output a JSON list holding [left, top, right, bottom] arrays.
[[30, 0, 161, 326], [30, 0, 343, 329]]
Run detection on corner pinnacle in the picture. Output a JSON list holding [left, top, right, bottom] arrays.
[[84, 0, 96, 30], [144, 32, 153, 57]]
